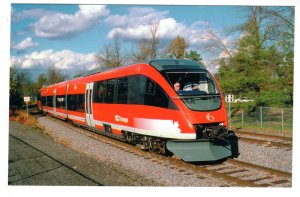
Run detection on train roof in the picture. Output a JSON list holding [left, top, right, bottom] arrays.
[[147, 59, 206, 71], [84, 59, 206, 77]]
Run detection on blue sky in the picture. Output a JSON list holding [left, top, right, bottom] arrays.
[[9, 4, 285, 78]]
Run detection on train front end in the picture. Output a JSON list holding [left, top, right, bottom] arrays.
[[149, 60, 239, 162]]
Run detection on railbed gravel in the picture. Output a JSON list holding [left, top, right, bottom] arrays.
[[37, 116, 292, 186], [236, 141, 292, 173], [37, 116, 230, 186]]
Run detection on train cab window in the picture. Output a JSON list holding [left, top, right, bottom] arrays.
[[165, 71, 221, 111]]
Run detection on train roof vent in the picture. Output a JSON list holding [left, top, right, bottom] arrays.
[[148, 59, 206, 71]]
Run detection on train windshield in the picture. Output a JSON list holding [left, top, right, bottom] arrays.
[[165, 71, 221, 111]]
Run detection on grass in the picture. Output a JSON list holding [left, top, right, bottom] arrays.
[[226, 104, 293, 137], [9, 110, 37, 126]]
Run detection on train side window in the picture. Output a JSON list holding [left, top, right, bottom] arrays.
[[154, 85, 169, 108], [67, 94, 75, 111], [46, 96, 53, 107], [94, 81, 106, 103], [41, 96, 46, 106], [77, 94, 85, 112], [145, 78, 155, 95], [56, 95, 66, 109], [128, 75, 145, 104], [37, 92, 41, 100], [106, 79, 115, 103], [116, 77, 128, 104], [144, 78, 168, 109], [67, 94, 85, 112]]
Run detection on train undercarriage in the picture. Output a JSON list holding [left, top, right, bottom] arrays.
[[121, 124, 239, 162]]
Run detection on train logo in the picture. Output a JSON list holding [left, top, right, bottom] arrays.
[[206, 113, 215, 121], [115, 115, 129, 124]]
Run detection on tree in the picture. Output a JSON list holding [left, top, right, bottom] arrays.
[[9, 66, 22, 108], [185, 50, 203, 63], [32, 73, 48, 95], [132, 22, 160, 61], [204, 28, 233, 60], [18, 69, 34, 98], [132, 38, 152, 61], [96, 33, 124, 68], [149, 21, 160, 59], [111, 33, 123, 67], [165, 35, 188, 59], [47, 65, 67, 85], [216, 6, 294, 108]]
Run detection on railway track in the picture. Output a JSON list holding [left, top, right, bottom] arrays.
[[236, 131, 292, 150], [39, 115, 292, 187]]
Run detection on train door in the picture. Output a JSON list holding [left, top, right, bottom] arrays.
[[53, 89, 57, 116], [85, 82, 95, 127]]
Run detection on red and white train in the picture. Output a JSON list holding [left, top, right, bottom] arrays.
[[38, 59, 239, 162]]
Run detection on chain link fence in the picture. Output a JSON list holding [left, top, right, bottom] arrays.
[[227, 106, 293, 133]]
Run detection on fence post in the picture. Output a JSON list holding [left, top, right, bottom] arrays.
[[282, 108, 284, 132], [229, 101, 231, 130], [242, 109, 244, 126], [260, 107, 263, 129]]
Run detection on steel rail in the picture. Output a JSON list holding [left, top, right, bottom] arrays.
[[227, 159, 292, 179]]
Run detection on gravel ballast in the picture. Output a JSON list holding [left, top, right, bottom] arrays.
[[37, 116, 292, 185], [36, 117, 231, 186]]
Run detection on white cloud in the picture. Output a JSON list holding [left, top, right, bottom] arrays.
[[105, 7, 210, 45], [11, 7, 55, 22], [31, 5, 110, 39], [11, 37, 40, 51], [105, 7, 168, 29], [10, 49, 100, 71], [79, 5, 110, 17]]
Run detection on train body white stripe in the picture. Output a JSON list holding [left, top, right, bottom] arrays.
[[93, 119, 195, 139], [56, 111, 67, 118], [68, 114, 86, 122], [45, 108, 195, 139]]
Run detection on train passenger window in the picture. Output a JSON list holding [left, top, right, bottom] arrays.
[[41, 96, 46, 106], [67, 94, 85, 112], [116, 77, 128, 104], [106, 79, 115, 103], [56, 95, 66, 109], [46, 96, 53, 107], [37, 92, 41, 100], [128, 75, 145, 105], [94, 81, 106, 103], [144, 78, 168, 108], [77, 94, 85, 112], [145, 79, 155, 95], [93, 75, 175, 109]]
